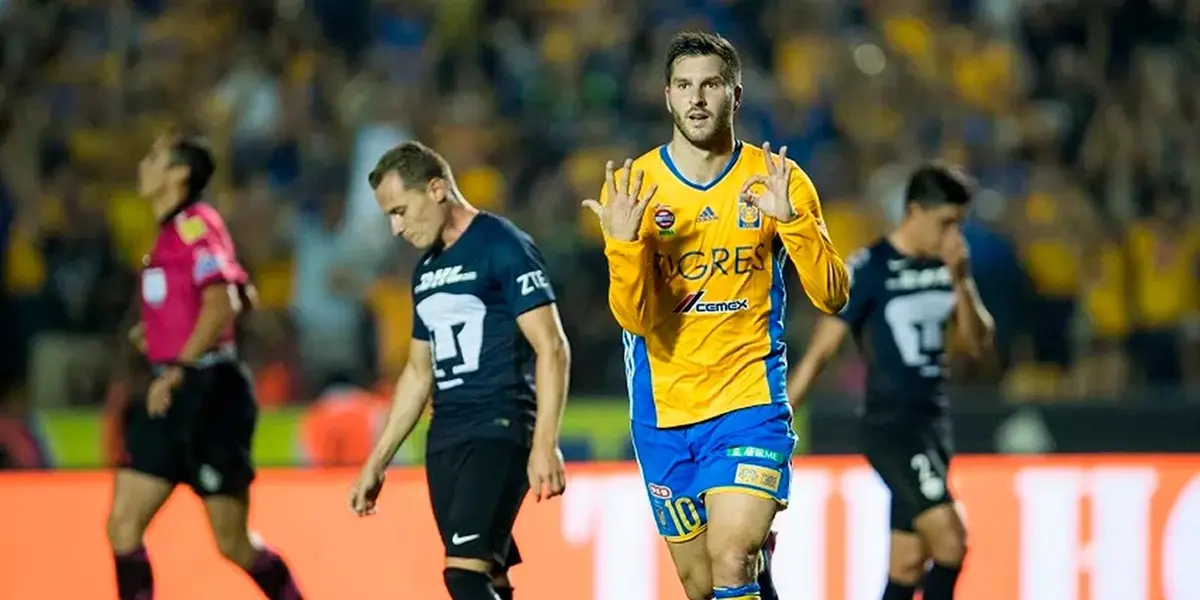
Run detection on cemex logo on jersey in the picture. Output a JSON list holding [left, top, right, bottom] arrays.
[[516, 269, 551, 296], [672, 291, 750, 315], [414, 266, 478, 294]]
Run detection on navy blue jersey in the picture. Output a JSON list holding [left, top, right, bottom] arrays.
[[836, 238, 956, 417], [411, 213, 556, 450]]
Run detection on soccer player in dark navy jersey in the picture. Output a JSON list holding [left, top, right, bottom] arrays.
[[108, 133, 304, 600], [349, 141, 571, 600], [788, 164, 994, 600]]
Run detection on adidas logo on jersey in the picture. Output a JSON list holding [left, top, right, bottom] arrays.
[[414, 265, 478, 294], [697, 206, 718, 223], [673, 291, 749, 314]]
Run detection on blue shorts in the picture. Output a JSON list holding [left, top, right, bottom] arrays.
[[631, 402, 797, 542]]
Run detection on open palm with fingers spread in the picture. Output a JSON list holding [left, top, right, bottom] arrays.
[[581, 158, 660, 242], [739, 142, 799, 223]]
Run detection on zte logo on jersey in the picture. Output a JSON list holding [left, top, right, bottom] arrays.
[[414, 266, 478, 294], [516, 270, 550, 296], [673, 291, 749, 315]]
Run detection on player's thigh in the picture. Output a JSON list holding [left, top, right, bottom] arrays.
[[119, 393, 187, 488], [436, 439, 530, 564], [860, 416, 954, 533], [110, 401, 182, 548], [485, 440, 531, 573], [631, 421, 708, 543], [425, 445, 463, 541], [184, 364, 259, 498], [692, 404, 794, 585], [202, 489, 255, 561], [108, 468, 176, 551], [694, 403, 796, 517], [912, 502, 966, 558]]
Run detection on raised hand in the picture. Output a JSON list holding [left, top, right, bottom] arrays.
[[940, 228, 970, 281], [581, 159, 659, 242], [739, 142, 799, 223]]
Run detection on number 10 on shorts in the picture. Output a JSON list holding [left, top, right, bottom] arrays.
[[648, 484, 705, 539]]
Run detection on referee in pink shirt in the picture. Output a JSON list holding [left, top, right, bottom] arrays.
[[107, 131, 304, 600]]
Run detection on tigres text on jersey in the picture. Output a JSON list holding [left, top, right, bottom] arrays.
[[601, 141, 849, 427]]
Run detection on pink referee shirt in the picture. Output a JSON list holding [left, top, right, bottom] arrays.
[[140, 202, 248, 364]]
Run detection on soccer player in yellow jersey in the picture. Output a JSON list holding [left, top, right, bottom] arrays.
[[582, 31, 850, 600]]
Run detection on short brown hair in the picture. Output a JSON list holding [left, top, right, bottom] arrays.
[[665, 31, 741, 85], [905, 162, 976, 207], [367, 141, 452, 190]]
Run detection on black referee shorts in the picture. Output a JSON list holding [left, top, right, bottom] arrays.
[[859, 414, 954, 532], [122, 362, 258, 498], [426, 438, 530, 572]]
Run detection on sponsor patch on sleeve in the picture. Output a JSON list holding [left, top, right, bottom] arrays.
[[193, 249, 221, 282], [178, 216, 208, 245]]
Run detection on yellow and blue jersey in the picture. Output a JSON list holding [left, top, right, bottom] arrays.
[[601, 141, 849, 428]]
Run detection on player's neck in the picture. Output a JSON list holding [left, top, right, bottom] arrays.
[[151, 193, 189, 223], [888, 228, 928, 258], [667, 132, 736, 185], [439, 197, 479, 248]]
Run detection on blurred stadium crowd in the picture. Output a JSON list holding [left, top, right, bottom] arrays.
[[1, 0, 1199, 418]]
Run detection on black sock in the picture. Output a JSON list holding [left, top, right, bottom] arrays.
[[494, 585, 514, 600], [244, 547, 304, 599], [881, 579, 917, 600], [443, 568, 498, 600], [757, 536, 778, 600], [922, 562, 962, 600], [114, 546, 154, 600]]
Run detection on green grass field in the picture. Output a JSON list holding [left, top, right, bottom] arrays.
[[34, 397, 808, 468]]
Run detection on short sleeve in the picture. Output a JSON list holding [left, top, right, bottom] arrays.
[[181, 215, 246, 288], [410, 258, 431, 342], [834, 248, 875, 327], [191, 242, 244, 287], [410, 302, 430, 341], [495, 232, 556, 316]]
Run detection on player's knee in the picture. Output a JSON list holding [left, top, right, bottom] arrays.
[[443, 567, 496, 600], [926, 529, 967, 566], [212, 530, 255, 566], [707, 545, 760, 587], [106, 512, 146, 553], [888, 549, 927, 585], [915, 504, 967, 565], [106, 500, 151, 553], [887, 531, 928, 584]]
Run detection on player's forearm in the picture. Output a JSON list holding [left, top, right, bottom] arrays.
[[952, 277, 994, 358], [367, 366, 432, 470], [780, 229, 850, 314], [604, 239, 655, 335], [788, 350, 834, 407], [531, 336, 571, 446], [177, 287, 237, 363]]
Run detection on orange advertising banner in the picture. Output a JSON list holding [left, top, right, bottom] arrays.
[[2, 456, 1199, 600]]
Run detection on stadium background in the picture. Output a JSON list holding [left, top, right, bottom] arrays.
[[1, 0, 1199, 598]]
